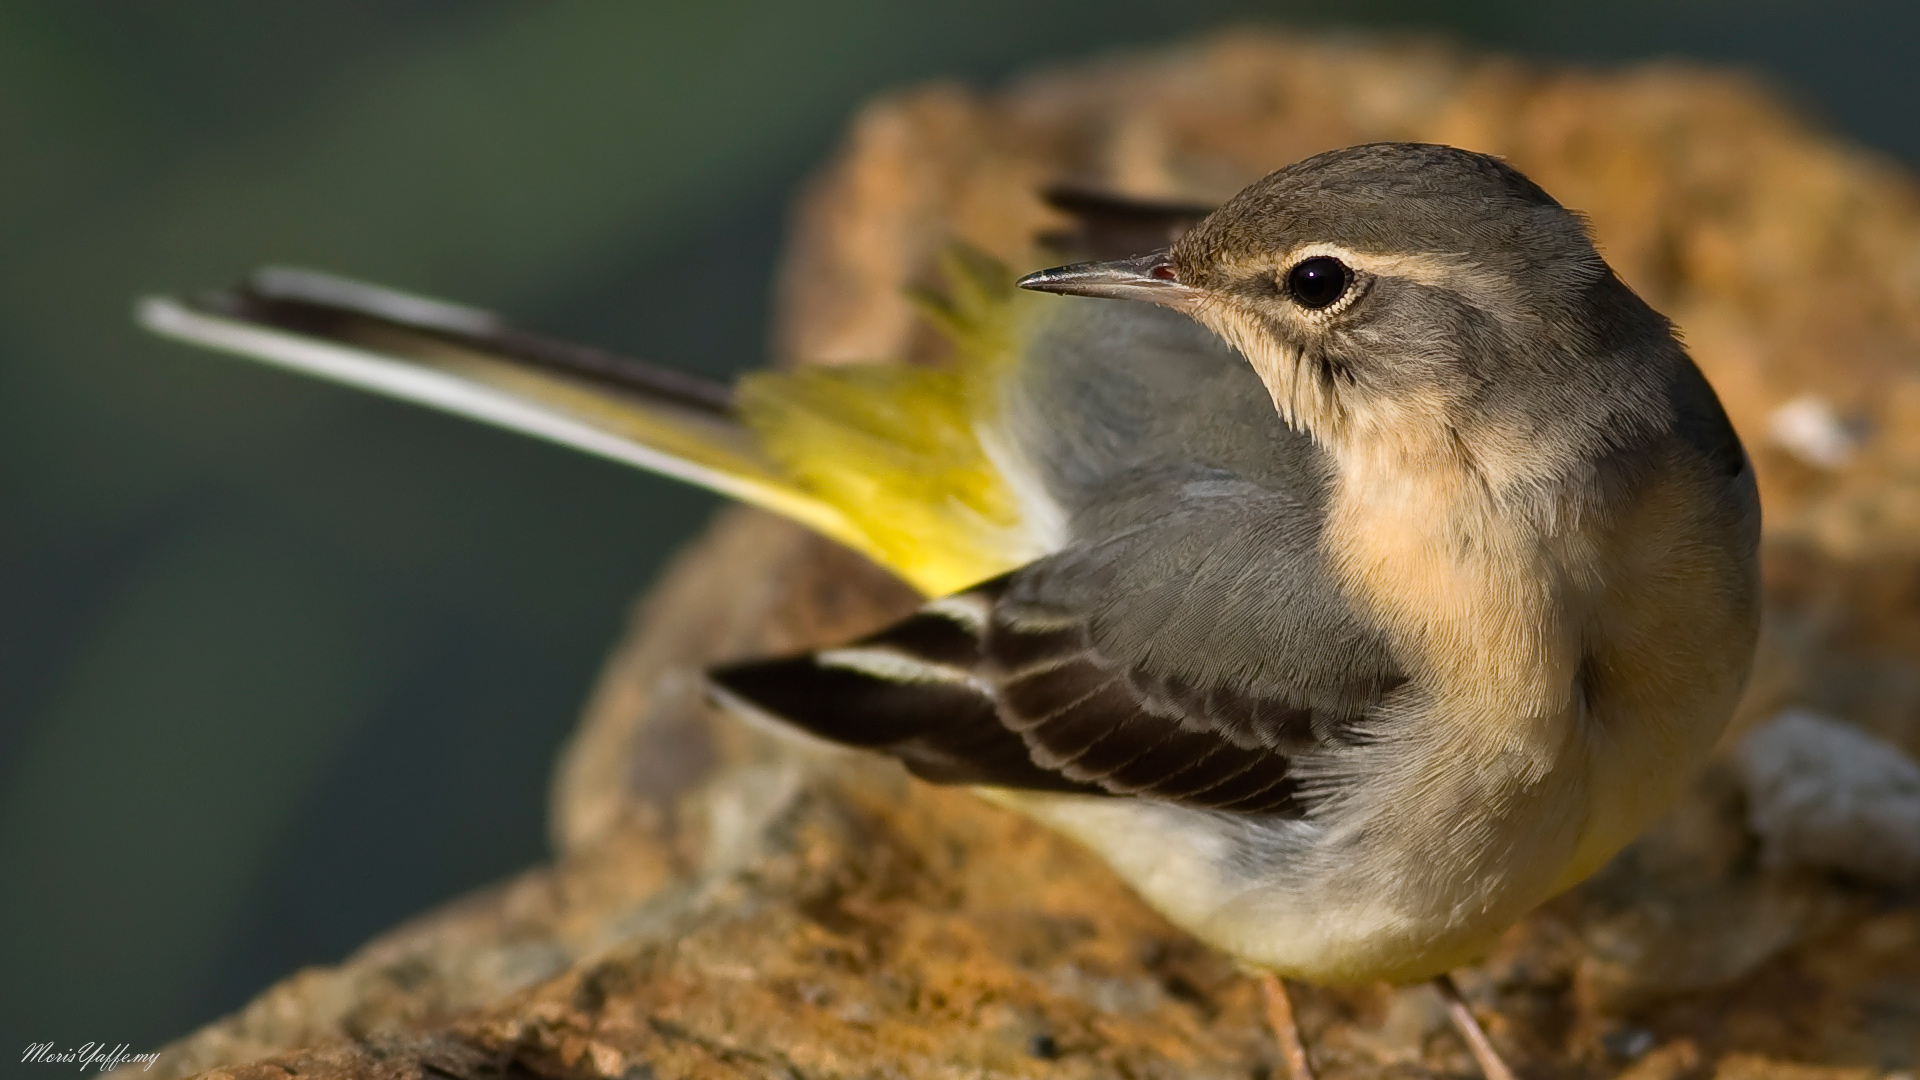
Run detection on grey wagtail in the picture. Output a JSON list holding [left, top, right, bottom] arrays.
[[138, 143, 1761, 1080]]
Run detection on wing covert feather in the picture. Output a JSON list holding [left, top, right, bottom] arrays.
[[712, 489, 1404, 816]]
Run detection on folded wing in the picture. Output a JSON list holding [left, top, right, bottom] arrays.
[[714, 479, 1406, 815]]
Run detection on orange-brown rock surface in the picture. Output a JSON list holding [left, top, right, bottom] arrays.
[[138, 29, 1920, 1080]]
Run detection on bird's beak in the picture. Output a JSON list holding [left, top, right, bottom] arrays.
[[1015, 250, 1202, 309]]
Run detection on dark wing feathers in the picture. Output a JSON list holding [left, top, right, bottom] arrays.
[[712, 603, 1090, 791], [988, 596, 1314, 813], [710, 560, 1396, 817]]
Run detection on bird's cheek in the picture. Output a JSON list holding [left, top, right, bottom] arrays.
[[1192, 303, 1280, 376]]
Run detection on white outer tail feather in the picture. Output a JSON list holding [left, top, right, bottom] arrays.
[[135, 293, 864, 547]]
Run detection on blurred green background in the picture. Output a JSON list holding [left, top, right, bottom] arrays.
[[3, 0, 1915, 1058]]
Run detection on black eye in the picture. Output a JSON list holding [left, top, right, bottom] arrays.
[[1285, 256, 1351, 310]]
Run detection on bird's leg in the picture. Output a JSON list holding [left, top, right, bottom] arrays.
[[1432, 974, 1518, 1080], [1258, 972, 1317, 1080]]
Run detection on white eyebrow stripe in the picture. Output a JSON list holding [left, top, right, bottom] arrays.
[[1273, 242, 1477, 289], [1249, 242, 1531, 318], [1216, 242, 1517, 323]]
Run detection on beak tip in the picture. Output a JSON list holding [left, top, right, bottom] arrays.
[[1013, 269, 1056, 293]]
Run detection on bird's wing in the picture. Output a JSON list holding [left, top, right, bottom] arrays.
[[712, 472, 1406, 815]]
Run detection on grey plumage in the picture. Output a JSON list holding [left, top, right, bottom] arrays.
[[1004, 301, 1400, 721]]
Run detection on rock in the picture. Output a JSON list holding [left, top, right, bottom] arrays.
[[135, 28, 1920, 1080], [1734, 710, 1920, 885]]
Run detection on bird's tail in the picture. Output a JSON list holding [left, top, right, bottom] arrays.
[[138, 268, 866, 541], [137, 261, 1032, 595]]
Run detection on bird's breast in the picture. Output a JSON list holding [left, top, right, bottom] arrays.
[[1297, 448, 1757, 962]]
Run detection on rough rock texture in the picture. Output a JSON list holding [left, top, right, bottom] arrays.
[[142, 30, 1920, 1080], [1734, 710, 1920, 885]]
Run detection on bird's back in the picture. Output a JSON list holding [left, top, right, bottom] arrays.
[[998, 297, 1326, 517]]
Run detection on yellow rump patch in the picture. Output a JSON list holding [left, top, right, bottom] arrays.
[[737, 248, 1052, 596]]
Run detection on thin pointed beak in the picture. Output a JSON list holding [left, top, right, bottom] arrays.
[[1015, 250, 1202, 309]]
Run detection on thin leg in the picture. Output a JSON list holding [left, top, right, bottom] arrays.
[[1432, 974, 1518, 1080], [1258, 972, 1317, 1080]]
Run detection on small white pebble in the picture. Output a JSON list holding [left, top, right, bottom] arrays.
[[1732, 709, 1920, 885], [1767, 394, 1860, 469]]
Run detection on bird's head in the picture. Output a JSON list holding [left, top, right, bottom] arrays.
[[1019, 143, 1678, 492]]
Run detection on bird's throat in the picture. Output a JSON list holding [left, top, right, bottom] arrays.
[[1327, 453, 1588, 748]]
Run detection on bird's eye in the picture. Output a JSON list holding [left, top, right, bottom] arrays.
[[1285, 256, 1351, 310]]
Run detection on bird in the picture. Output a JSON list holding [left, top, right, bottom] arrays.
[[137, 142, 1761, 1080]]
